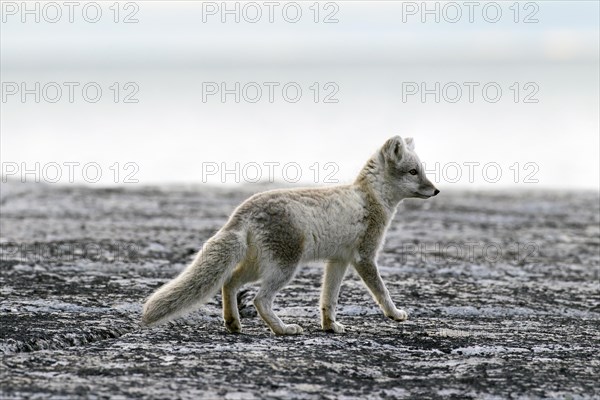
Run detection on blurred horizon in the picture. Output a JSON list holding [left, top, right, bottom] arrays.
[[1, 1, 599, 189]]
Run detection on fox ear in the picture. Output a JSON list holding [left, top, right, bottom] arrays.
[[404, 137, 415, 151], [382, 136, 406, 162]]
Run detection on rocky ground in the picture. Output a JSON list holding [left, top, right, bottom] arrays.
[[0, 181, 598, 399]]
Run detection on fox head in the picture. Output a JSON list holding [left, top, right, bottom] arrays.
[[380, 136, 440, 199]]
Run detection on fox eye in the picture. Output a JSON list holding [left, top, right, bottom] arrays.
[[409, 169, 418, 175]]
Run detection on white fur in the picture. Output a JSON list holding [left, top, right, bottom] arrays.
[[142, 136, 439, 335]]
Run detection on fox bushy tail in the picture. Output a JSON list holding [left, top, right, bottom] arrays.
[[141, 229, 247, 326]]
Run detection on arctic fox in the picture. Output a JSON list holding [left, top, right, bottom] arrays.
[[142, 136, 439, 335]]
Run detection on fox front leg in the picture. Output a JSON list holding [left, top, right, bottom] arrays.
[[320, 260, 349, 333], [353, 260, 408, 321]]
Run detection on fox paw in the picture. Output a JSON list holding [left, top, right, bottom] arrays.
[[386, 309, 408, 322], [225, 319, 242, 333], [274, 324, 303, 335], [323, 321, 346, 334]]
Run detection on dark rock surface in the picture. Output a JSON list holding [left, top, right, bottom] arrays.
[[1, 181, 599, 399]]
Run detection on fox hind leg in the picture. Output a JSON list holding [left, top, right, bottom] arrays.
[[254, 263, 303, 335], [222, 256, 259, 333]]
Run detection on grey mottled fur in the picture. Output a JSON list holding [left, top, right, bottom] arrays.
[[142, 136, 439, 335]]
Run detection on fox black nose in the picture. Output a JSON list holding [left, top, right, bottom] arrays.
[[433, 189, 440, 196]]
